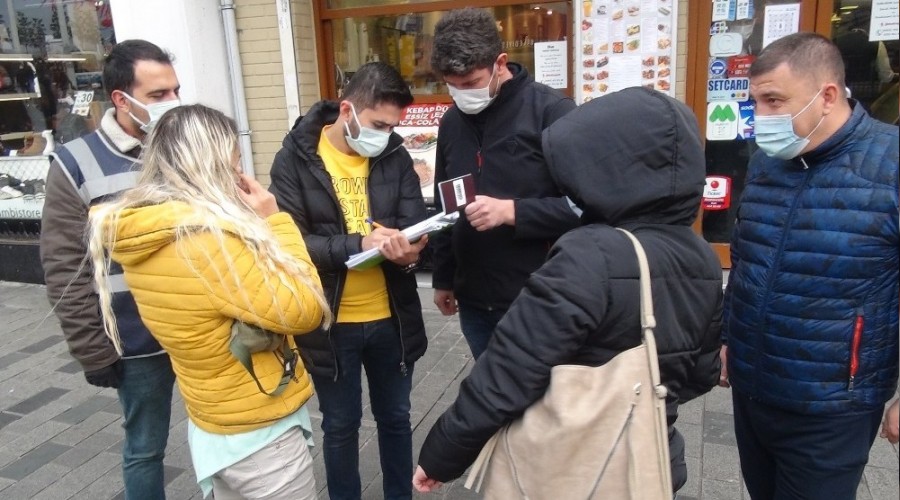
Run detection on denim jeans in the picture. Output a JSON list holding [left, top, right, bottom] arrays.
[[457, 302, 507, 360], [116, 354, 176, 500], [311, 318, 414, 500], [732, 389, 882, 500]]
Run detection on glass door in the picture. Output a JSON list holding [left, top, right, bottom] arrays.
[[831, 1, 899, 125]]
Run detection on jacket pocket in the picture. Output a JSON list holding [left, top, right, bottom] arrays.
[[848, 309, 863, 392]]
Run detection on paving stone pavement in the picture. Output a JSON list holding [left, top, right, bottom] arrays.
[[0, 278, 897, 500]]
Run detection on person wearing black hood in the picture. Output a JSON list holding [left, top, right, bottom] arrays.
[[269, 62, 428, 500], [429, 8, 580, 360], [413, 87, 723, 494]]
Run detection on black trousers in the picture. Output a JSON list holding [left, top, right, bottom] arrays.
[[732, 389, 882, 500]]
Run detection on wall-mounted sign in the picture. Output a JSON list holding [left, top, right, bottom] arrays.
[[727, 55, 755, 78], [396, 104, 450, 203], [709, 59, 727, 79], [706, 101, 740, 141], [869, 0, 899, 41], [575, 0, 678, 104], [708, 77, 750, 102], [702, 176, 732, 210], [763, 3, 800, 48], [710, 32, 743, 57], [534, 41, 568, 89]]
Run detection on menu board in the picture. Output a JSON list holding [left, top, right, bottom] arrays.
[[576, 0, 679, 104], [394, 103, 449, 204]]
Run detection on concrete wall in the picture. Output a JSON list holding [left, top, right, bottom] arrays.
[[109, 0, 234, 116]]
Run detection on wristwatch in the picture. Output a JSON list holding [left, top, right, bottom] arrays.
[[400, 260, 420, 274]]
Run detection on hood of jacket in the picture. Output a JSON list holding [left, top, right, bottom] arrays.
[[282, 100, 404, 163], [105, 201, 211, 266], [542, 87, 705, 226]]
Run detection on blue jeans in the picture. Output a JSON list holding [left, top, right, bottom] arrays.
[[458, 302, 507, 360], [116, 354, 176, 500], [732, 389, 882, 500], [311, 319, 414, 500]]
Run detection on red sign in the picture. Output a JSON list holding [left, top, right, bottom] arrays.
[[399, 104, 450, 127], [727, 55, 755, 79], [702, 176, 731, 211]]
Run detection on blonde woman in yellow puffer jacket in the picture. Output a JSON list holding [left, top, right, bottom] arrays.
[[87, 104, 332, 500]]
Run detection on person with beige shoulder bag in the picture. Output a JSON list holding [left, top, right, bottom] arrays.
[[413, 88, 723, 498]]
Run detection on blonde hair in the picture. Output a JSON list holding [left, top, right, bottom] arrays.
[[88, 104, 331, 354]]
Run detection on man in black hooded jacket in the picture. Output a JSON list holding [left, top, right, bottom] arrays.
[[413, 87, 723, 494]]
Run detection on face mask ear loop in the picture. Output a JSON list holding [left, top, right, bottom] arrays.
[[343, 102, 362, 140], [791, 87, 824, 121]]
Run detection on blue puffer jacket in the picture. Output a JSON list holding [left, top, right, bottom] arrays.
[[724, 102, 899, 415]]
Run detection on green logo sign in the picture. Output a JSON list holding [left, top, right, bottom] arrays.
[[708, 104, 737, 122]]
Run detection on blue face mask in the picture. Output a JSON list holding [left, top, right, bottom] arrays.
[[754, 88, 825, 160], [343, 103, 391, 157]]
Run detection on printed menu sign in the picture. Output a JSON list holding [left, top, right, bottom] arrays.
[[576, 0, 678, 104], [395, 104, 449, 203], [534, 41, 568, 89]]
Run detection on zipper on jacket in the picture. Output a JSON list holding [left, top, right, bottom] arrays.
[[386, 280, 409, 377], [370, 145, 409, 377], [756, 167, 813, 392], [848, 309, 863, 391]]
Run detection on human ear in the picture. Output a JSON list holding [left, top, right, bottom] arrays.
[[821, 83, 840, 115]]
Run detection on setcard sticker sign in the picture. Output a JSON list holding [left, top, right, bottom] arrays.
[[708, 77, 750, 102]]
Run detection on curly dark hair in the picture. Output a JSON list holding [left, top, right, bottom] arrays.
[[431, 8, 502, 77]]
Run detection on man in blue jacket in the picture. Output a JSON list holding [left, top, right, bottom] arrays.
[[722, 32, 899, 499]]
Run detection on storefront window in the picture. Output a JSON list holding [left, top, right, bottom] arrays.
[[330, 3, 568, 97], [1, 0, 114, 224], [328, 0, 443, 8]]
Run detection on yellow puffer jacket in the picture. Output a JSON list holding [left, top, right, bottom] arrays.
[[105, 201, 325, 434]]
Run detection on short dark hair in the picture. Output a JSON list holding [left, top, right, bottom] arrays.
[[342, 62, 413, 110], [750, 32, 845, 89], [431, 8, 502, 77], [102, 39, 173, 97]]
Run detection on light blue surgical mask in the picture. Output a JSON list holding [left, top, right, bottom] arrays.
[[754, 88, 825, 160], [122, 92, 181, 133], [343, 103, 391, 157]]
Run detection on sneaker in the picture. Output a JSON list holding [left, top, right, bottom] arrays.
[[21, 181, 36, 200], [33, 179, 46, 199], [0, 173, 23, 188], [0, 184, 23, 200]]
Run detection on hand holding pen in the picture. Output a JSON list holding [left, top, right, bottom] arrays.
[[361, 218, 427, 266]]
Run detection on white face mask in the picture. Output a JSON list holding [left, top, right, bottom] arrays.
[[121, 92, 181, 133], [754, 88, 824, 160], [448, 65, 498, 115], [343, 103, 391, 157]]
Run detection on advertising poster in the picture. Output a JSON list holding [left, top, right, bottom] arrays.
[[534, 41, 569, 89], [394, 104, 449, 203], [869, 0, 900, 42], [576, 0, 679, 104]]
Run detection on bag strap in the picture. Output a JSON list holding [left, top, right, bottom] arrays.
[[615, 229, 662, 386], [616, 228, 673, 496], [229, 330, 297, 397]]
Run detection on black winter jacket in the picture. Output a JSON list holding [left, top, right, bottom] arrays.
[[269, 101, 428, 379], [431, 63, 579, 310], [418, 88, 723, 482]]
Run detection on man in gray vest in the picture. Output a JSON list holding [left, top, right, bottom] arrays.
[[40, 40, 181, 500]]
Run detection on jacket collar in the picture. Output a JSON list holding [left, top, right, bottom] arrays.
[[100, 108, 142, 156], [797, 100, 870, 165]]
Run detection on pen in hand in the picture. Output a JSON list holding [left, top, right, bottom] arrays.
[[366, 217, 388, 230]]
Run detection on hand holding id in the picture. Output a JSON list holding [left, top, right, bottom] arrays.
[[465, 195, 514, 231]]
